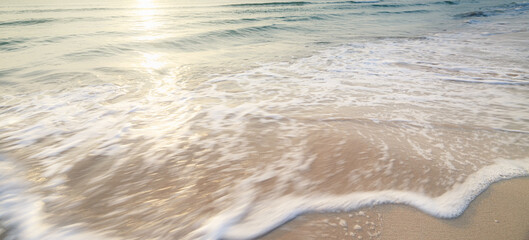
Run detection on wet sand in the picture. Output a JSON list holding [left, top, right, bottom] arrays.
[[0, 178, 527, 240], [260, 177, 529, 240]]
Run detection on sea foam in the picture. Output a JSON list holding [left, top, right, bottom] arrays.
[[215, 159, 529, 239]]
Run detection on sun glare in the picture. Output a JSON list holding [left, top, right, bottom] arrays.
[[141, 53, 166, 70], [137, 0, 155, 9], [134, 0, 162, 31]]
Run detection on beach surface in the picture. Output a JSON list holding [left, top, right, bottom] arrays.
[[261, 177, 529, 240]]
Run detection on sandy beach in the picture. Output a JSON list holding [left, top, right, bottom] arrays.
[[2, 1, 529, 239], [260, 177, 529, 240]]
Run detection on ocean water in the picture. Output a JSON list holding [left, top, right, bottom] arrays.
[[1, 0, 529, 239]]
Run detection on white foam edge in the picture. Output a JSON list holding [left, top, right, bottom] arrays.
[[217, 158, 529, 240], [0, 159, 117, 240]]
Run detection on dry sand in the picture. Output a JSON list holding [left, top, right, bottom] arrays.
[[260, 177, 529, 240]]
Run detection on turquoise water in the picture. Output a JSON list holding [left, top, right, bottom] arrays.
[[1, 1, 529, 239], [2, 0, 520, 84]]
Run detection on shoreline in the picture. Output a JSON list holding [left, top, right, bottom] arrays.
[[260, 177, 529, 240], [0, 176, 527, 240], [0, 178, 527, 240]]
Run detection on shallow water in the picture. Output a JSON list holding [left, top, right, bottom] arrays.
[[1, 0, 529, 239]]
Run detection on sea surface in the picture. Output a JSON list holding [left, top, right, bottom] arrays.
[[1, 0, 529, 239]]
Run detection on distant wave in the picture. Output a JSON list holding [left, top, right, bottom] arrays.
[[224, 1, 312, 7], [369, 3, 428, 8], [281, 15, 327, 21], [0, 38, 29, 52], [0, 7, 127, 14], [224, 1, 432, 8], [0, 68, 23, 78], [455, 2, 529, 18], [376, 9, 431, 15], [345, 1, 381, 3], [154, 24, 302, 51], [198, 13, 329, 25], [0, 18, 54, 27], [454, 10, 500, 18], [0, 38, 28, 47], [432, 0, 459, 5], [61, 45, 133, 60]]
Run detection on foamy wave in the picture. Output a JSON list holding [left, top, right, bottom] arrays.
[[215, 159, 529, 239]]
